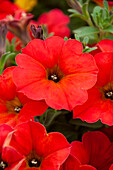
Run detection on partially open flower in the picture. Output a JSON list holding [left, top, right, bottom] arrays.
[[0, 21, 7, 58], [30, 25, 45, 40], [5, 10, 33, 45]]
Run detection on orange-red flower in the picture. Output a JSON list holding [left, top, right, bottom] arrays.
[[5, 121, 70, 169], [73, 40, 113, 125], [37, 9, 70, 38], [60, 131, 113, 170], [13, 36, 98, 111], [0, 0, 19, 20], [0, 67, 48, 127]]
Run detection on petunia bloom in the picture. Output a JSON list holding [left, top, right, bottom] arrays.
[[13, 36, 98, 111], [4, 121, 70, 170], [60, 131, 113, 170], [37, 9, 71, 38], [0, 67, 48, 127], [73, 47, 113, 125]]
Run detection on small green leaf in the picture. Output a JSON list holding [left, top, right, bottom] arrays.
[[83, 46, 97, 53], [103, 0, 109, 12], [69, 13, 86, 20], [68, 9, 80, 14], [82, 36, 89, 45], [82, 3, 90, 19], [64, 37, 68, 41], [74, 34, 80, 41], [0, 52, 17, 74]]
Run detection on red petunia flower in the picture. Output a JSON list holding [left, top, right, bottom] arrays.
[[60, 131, 113, 170], [92, 0, 113, 10], [5, 121, 70, 170], [0, 0, 19, 20], [37, 9, 70, 38], [73, 49, 113, 125], [13, 36, 98, 111], [0, 67, 48, 127]]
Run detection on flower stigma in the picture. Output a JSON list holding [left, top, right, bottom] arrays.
[[29, 158, 41, 167], [0, 160, 8, 169]]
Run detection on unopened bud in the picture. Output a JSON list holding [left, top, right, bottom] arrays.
[[31, 25, 45, 40]]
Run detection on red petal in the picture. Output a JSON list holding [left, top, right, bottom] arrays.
[[94, 52, 113, 87], [9, 122, 32, 155], [71, 141, 89, 164], [18, 79, 69, 110], [22, 36, 64, 68], [19, 100, 48, 117], [30, 122, 70, 157], [97, 39, 113, 52], [2, 146, 23, 164], [59, 47, 98, 75], [41, 147, 70, 170], [0, 124, 13, 153], [82, 131, 113, 169], [73, 87, 102, 122]]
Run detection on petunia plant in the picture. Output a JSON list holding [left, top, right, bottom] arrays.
[[0, 0, 113, 169]]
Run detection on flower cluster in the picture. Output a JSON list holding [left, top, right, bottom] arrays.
[[1, 0, 113, 169]]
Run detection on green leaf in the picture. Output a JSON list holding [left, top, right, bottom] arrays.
[[69, 13, 86, 20], [69, 119, 103, 128], [103, 25, 113, 33], [73, 26, 100, 38], [91, 6, 102, 26]]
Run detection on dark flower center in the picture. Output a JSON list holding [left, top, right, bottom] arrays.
[[29, 158, 41, 167], [105, 91, 113, 100], [99, 83, 113, 100], [0, 160, 8, 169], [26, 150, 42, 168], [48, 74, 59, 83], [6, 97, 23, 114], [47, 65, 64, 83], [14, 106, 22, 113]]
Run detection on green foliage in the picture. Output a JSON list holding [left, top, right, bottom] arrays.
[[73, 26, 99, 38]]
